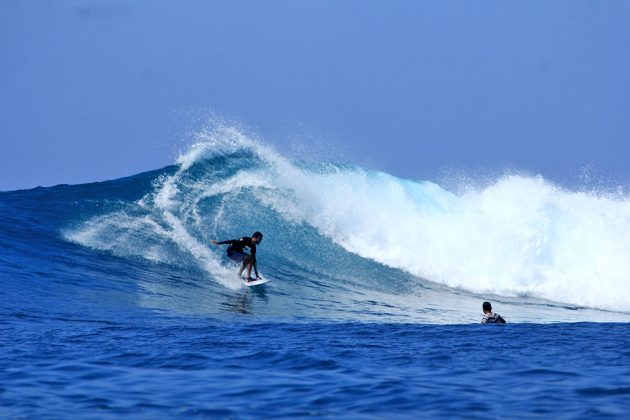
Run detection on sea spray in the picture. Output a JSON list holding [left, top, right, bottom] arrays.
[[65, 125, 630, 312]]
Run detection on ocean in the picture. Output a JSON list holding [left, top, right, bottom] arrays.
[[2, 126, 630, 418]]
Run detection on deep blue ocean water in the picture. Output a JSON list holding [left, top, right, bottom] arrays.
[[3, 130, 630, 418]]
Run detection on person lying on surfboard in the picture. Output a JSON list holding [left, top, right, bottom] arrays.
[[211, 231, 263, 282]]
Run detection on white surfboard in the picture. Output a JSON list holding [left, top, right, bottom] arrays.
[[244, 277, 271, 287]]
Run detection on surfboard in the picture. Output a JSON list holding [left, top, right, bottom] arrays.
[[244, 277, 270, 287]]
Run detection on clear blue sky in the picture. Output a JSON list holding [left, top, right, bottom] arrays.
[[1, 0, 629, 191]]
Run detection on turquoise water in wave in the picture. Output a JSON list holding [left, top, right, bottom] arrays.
[[2, 128, 630, 417]]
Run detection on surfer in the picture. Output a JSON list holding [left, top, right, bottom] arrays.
[[211, 231, 263, 282], [481, 301, 507, 324]]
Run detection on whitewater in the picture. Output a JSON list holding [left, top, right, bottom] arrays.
[[66, 126, 630, 318], [2, 126, 630, 417]]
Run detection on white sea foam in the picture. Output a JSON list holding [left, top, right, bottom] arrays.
[[262, 166, 630, 312], [172, 128, 630, 311], [168, 125, 626, 312], [66, 125, 630, 311]]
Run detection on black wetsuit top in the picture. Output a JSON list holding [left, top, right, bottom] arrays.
[[481, 313, 506, 324], [217, 237, 258, 274]]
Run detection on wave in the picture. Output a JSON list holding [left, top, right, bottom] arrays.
[[63, 125, 630, 313]]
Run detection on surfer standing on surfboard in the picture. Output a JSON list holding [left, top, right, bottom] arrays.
[[211, 231, 263, 282]]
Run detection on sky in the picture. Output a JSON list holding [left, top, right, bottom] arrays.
[[1, 0, 629, 191]]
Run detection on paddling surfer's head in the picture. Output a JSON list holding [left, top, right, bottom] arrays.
[[482, 301, 492, 314]]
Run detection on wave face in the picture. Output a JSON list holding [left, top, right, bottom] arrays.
[[3, 125, 630, 323], [20, 125, 620, 320]]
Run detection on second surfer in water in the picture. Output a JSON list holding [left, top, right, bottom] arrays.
[[481, 301, 507, 324], [211, 231, 263, 282]]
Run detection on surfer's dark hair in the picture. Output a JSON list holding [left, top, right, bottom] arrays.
[[482, 301, 492, 312], [253, 231, 263, 240]]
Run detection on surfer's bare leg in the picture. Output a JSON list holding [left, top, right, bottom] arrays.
[[239, 255, 253, 279]]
